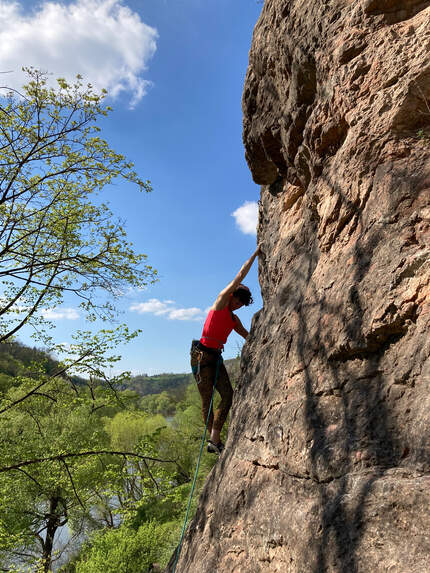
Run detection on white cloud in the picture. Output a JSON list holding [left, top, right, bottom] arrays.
[[121, 285, 146, 297], [168, 307, 203, 321], [129, 299, 205, 321], [232, 201, 258, 235], [41, 307, 80, 320], [130, 298, 172, 316], [0, 0, 158, 108]]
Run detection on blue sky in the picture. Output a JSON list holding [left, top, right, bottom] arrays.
[[1, 0, 263, 374]]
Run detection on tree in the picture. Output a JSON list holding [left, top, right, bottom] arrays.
[[0, 378, 185, 572], [0, 69, 162, 570], [0, 377, 112, 571], [0, 68, 156, 346]]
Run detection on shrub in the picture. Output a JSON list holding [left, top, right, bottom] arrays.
[[75, 521, 179, 573]]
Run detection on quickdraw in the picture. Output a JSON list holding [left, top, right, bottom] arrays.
[[191, 349, 204, 383]]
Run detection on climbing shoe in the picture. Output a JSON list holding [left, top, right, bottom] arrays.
[[207, 440, 224, 455]]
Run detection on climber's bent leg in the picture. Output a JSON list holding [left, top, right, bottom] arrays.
[[212, 362, 233, 434], [190, 343, 218, 433], [196, 371, 215, 434]]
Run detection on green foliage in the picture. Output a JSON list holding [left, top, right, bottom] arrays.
[[0, 341, 238, 571], [105, 411, 167, 451], [0, 377, 117, 570], [417, 128, 430, 142], [74, 520, 179, 573], [140, 391, 176, 416]]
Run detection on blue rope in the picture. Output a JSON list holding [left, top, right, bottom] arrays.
[[171, 355, 222, 573]]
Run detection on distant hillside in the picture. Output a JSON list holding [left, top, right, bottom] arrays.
[[0, 340, 86, 386], [0, 340, 241, 398], [122, 372, 192, 398], [0, 340, 59, 377], [122, 357, 241, 397]]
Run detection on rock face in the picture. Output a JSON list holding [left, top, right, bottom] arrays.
[[171, 1, 430, 571]]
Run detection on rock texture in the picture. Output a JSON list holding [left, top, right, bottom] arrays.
[[171, 1, 430, 571]]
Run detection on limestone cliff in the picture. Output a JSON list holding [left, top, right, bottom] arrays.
[[170, 1, 430, 571]]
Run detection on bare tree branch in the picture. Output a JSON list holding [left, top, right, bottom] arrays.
[[2, 450, 188, 479], [60, 459, 85, 510]]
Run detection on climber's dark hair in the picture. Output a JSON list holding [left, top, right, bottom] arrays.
[[233, 284, 253, 306]]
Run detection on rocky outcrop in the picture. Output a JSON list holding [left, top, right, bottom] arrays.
[[171, 1, 430, 571]]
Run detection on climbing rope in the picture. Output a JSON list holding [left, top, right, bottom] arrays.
[[171, 354, 222, 573]]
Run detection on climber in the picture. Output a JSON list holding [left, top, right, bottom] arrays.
[[190, 246, 260, 455]]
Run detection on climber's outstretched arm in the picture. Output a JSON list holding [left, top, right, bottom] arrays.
[[212, 246, 260, 311], [233, 314, 249, 339]]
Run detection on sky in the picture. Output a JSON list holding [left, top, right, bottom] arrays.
[[1, 0, 264, 375]]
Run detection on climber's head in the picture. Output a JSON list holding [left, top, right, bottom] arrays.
[[229, 284, 253, 310]]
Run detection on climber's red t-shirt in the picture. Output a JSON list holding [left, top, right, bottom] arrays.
[[200, 306, 236, 350]]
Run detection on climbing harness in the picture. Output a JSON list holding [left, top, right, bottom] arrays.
[[172, 354, 223, 573], [200, 335, 225, 350], [191, 340, 222, 383]]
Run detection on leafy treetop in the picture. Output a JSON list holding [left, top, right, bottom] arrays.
[[0, 68, 156, 346]]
